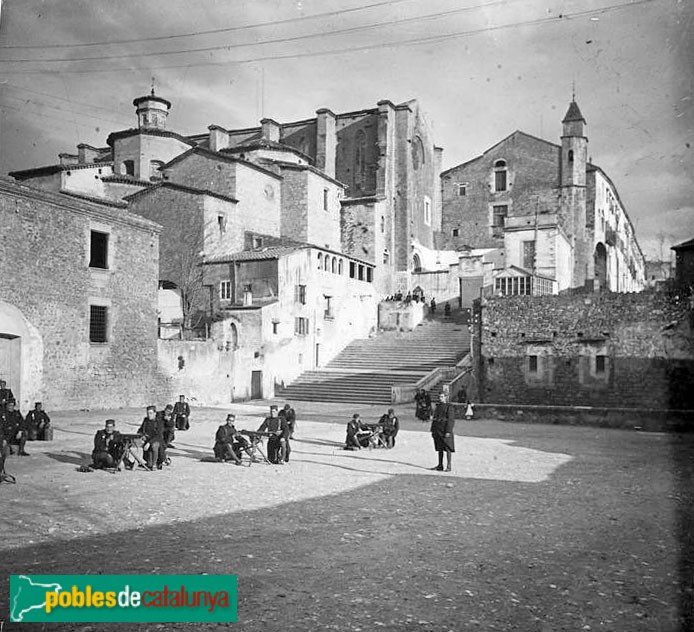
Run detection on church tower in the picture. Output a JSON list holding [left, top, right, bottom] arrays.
[[132, 89, 171, 130], [560, 98, 588, 288]]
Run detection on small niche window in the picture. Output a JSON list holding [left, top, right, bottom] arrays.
[[272, 320, 280, 335], [89, 305, 108, 343], [89, 230, 109, 269], [383, 249, 390, 265], [381, 216, 385, 233], [253, 237, 263, 249]]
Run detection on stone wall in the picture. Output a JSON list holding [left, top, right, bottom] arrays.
[[476, 290, 694, 410], [0, 178, 168, 411]]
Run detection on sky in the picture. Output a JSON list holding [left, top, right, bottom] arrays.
[[0, 0, 691, 260]]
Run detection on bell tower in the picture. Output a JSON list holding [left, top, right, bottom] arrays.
[[132, 88, 171, 130], [560, 96, 588, 287]]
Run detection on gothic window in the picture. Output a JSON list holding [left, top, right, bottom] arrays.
[[412, 136, 425, 170], [354, 130, 367, 189], [493, 159, 507, 192]]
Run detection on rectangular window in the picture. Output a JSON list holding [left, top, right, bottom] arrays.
[[90, 231, 109, 269], [522, 240, 536, 270], [272, 320, 279, 335], [349, 262, 356, 279], [452, 228, 459, 237], [218, 215, 227, 235], [295, 317, 309, 336], [323, 188, 329, 211], [253, 237, 263, 249], [596, 355, 606, 374], [495, 170, 507, 192], [528, 355, 538, 373], [220, 280, 232, 300], [457, 184, 467, 197], [295, 284, 307, 305], [89, 305, 108, 343], [324, 296, 333, 319], [366, 267, 373, 283]]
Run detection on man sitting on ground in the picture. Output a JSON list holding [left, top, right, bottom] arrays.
[[138, 405, 166, 470], [345, 413, 369, 450], [213, 414, 245, 464], [92, 419, 123, 469], [1, 401, 29, 456], [25, 402, 51, 441], [159, 404, 176, 448]]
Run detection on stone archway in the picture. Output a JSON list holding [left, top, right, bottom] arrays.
[[594, 242, 608, 290], [0, 300, 43, 410]]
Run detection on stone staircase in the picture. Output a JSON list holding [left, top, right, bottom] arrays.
[[276, 306, 470, 404]]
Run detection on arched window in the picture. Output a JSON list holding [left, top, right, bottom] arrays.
[[317, 253, 323, 270], [412, 136, 425, 170], [354, 129, 367, 190], [331, 258, 337, 274], [324, 255, 331, 271], [338, 259, 343, 275], [121, 160, 135, 176], [493, 159, 507, 192], [412, 253, 422, 272]]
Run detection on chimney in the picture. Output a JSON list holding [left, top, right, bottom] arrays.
[[315, 108, 336, 178], [208, 125, 229, 152], [260, 118, 281, 143]]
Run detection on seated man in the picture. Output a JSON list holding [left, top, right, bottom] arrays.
[[213, 414, 245, 464], [257, 405, 290, 464], [173, 395, 190, 431], [379, 408, 400, 449], [345, 413, 370, 450], [158, 404, 176, 448], [0, 379, 15, 413], [2, 401, 29, 456], [138, 405, 166, 470], [25, 402, 51, 441], [92, 419, 123, 469]]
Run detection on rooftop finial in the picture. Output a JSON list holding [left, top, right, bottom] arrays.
[[572, 79, 576, 102], [151, 76, 156, 97]]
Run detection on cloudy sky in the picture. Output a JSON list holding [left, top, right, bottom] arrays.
[[0, 0, 691, 259]]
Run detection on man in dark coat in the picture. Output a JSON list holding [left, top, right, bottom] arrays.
[[0, 380, 15, 413], [138, 405, 166, 469], [379, 408, 400, 449], [158, 404, 176, 448], [25, 402, 51, 441], [173, 395, 190, 431], [213, 414, 244, 464], [430, 392, 455, 472], [2, 401, 29, 456], [92, 419, 123, 469], [283, 404, 297, 439], [0, 410, 11, 478], [257, 405, 289, 464], [415, 389, 432, 421]]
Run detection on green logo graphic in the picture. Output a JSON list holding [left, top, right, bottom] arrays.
[[9, 574, 237, 623]]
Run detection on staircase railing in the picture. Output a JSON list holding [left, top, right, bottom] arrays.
[[391, 354, 474, 404]]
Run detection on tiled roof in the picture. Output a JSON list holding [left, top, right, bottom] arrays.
[[122, 181, 238, 204], [106, 128, 196, 148], [10, 161, 113, 179], [204, 245, 304, 264]]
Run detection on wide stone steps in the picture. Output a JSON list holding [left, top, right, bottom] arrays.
[[276, 314, 470, 404]]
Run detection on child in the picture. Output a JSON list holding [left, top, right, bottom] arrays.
[[464, 400, 474, 420]]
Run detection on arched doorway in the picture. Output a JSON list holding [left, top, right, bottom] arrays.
[[229, 322, 239, 350], [0, 300, 43, 409], [594, 243, 607, 290]]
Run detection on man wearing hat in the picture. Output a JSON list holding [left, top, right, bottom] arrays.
[[213, 414, 245, 464], [173, 395, 190, 431], [158, 404, 176, 449], [0, 380, 15, 414], [26, 402, 51, 442], [430, 392, 455, 472], [257, 405, 289, 464], [1, 401, 29, 456], [92, 419, 122, 469], [138, 405, 166, 470], [379, 408, 400, 449], [345, 413, 367, 450]]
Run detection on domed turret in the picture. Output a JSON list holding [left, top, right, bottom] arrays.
[[132, 89, 171, 130]]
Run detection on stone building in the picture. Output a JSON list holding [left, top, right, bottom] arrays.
[[440, 100, 646, 297], [0, 176, 165, 411], [672, 238, 694, 289]]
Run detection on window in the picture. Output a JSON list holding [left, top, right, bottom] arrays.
[[383, 249, 390, 265], [492, 205, 507, 237], [349, 261, 356, 278], [568, 149, 574, 163], [150, 160, 164, 181], [493, 159, 507, 192], [324, 255, 331, 271], [296, 284, 307, 305], [452, 228, 459, 237], [324, 296, 333, 319], [317, 253, 323, 270], [338, 259, 343, 275], [272, 320, 279, 335], [522, 241, 536, 270], [220, 280, 232, 300], [381, 216, 385, 233], [217, 214, 227, 235], [89, 305, 108, 343], [89, 231, 109, 269], [424, 197, 431, 226], [121, 160, 134, 176], [413, 254, 422, 272], [253, 237, 263, 249], [366, 267, 373, 283], [596, 355, 606, 374], [528, 355, 538, 373], [457, 184, 467, 197], [323, 188, 329, 211], [295, 317, 309, 336], [332, 258, 337, 274]]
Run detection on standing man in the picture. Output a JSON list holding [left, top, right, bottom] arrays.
[[258, 405, 290, 464], [92, 419, 122, 470], [173, 395, 190, 431], [0, 380, 15, 413], [430, 393, 455, 472], [25, 402, 51, 441], [213, 414, 244, 464], [283, 403, 297, 439], [138, 405, 166, 470], [2, 401, 29, 456], [0, 407, 11, 479]]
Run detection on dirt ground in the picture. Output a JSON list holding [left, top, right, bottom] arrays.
[[1, 401, 692, 631]]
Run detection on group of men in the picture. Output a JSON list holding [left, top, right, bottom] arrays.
[[213, 403, 296, 465], [344, 408, 400, 450], [91, 396, 191, 471], [1, 378, 51, 480]]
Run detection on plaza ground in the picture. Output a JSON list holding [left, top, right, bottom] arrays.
[[1, 400, 692, 631]]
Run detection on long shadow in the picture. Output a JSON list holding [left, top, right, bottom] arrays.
[[291, 437, 344, 448], [295, 449, 428, 471], [44, 451, 92, 466]]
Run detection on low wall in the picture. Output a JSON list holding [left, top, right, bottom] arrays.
[[378, 301, 424, 331]]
